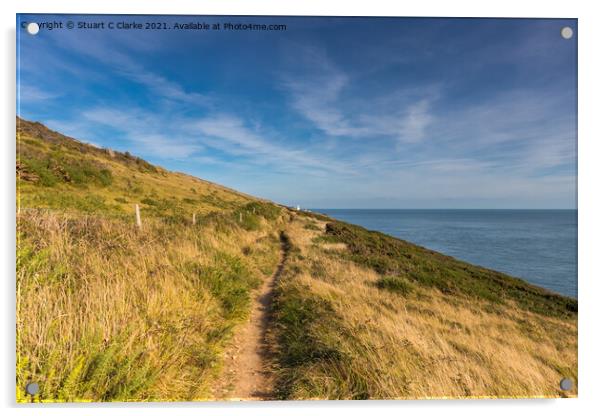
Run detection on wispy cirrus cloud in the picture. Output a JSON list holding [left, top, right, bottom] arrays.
[[43, 30, 209, 107], [18, 16, 577, 208], [122, 68, 207, 104], [77, 107, 204, 159], [194, 114, 352, 175], [49, 107, 354, 176], [18, 84, 60, 102], [282, 47, 437, 143]]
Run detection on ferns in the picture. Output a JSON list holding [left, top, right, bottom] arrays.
[[58, 355, 86, 401]]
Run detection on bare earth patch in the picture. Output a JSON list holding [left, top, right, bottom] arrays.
[[213, 232, 288, 400]]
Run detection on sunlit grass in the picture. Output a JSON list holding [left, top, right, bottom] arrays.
[[16, 118, 577, 401], [16, 210, 282, 402], [16, 119, 285, 401], [272, 217, 577, 399]]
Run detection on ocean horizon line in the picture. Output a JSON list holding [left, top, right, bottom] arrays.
[[310, 208, 577, 211]]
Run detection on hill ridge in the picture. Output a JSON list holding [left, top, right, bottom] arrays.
[[16, 118, 577, 401]]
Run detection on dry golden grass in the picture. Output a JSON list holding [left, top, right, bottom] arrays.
[[16, 118, 291, 402], [16, 118, 577, 402], [273, 216, 577, 399], [16, 210, 281, 402]]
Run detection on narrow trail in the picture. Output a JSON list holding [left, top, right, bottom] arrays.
[[214, 231, 289, 400]]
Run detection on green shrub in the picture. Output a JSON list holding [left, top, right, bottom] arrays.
[[304, 222, 321, 231], [377, 276, 414, 296], [185, 253, 260, 321], [236, 212, 261, 231], [19, 153, 113, 188], [141, 197, 158, 206], [19, 157, 58, 187], [242, 201, 282, 220]]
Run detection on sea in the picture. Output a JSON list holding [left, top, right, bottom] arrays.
[[314, 209, 577, 298]]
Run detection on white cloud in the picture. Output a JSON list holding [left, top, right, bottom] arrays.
[[194, 114, 352, 175], [118, 65, 208, 105], [80, 107, 204, 159], [50, 32, 209, 106], [397, 99, 434, 143], [21, 33, 575, 208], [18, 85, 59, 102], [282, 48, 436, 143]]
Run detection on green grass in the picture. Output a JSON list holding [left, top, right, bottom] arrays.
[[183, 252, 261, 321], [376, 276, 415, 296], [17, 117, 258, 218], [19, 149, 113, 188], [270, 218, 577, 400], [16, 209, 282, 402], [22, 191, 117, 214], [273, 278, 351, 399], [303, 222, 321, 231]]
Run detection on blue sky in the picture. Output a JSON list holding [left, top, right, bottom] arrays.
[[17, 15, 577, 208]]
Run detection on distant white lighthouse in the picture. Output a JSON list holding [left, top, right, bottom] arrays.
[[296, 205, 301, 211]]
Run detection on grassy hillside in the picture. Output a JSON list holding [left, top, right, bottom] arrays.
[[271, 216, 577, 399], [16, 118, 577, 401], [17, 117, 257, 218], [16, 118, 286, 401]]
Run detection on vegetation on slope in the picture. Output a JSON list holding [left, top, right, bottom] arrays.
[[16, 118, 577, 401], [271, 215, 577, 399], [323, 221, 577, 319], [16, 117, 252, 218], [16, 118, 286, 402]]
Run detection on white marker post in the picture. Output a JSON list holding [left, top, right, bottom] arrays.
[[135, 204, 142, 229], [192, 212, 196, 225]]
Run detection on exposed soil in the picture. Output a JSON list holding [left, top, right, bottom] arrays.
[[213, 232, 289, 400]]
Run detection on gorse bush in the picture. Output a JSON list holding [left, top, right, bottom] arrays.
[[19, 157, 59, 187], [19, 150, 113, 188]]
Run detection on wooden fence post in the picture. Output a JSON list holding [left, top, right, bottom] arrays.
[[135, 204, 142, 229], [192, 212, 196, 225], [239, 212, 242, 223]]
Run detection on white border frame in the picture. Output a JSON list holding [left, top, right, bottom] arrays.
[[2, 1, 601, 415]]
